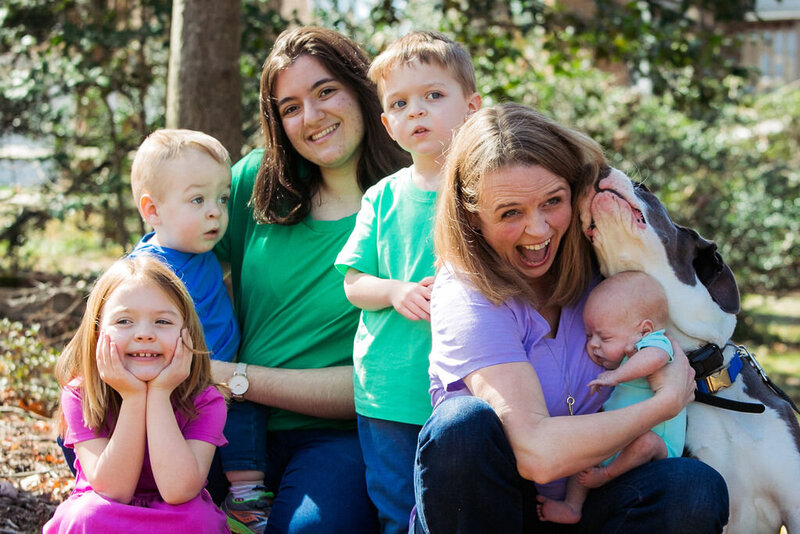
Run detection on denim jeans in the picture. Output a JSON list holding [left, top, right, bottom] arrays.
[[358, 415, 422, 534], [414, 395, 729, 534], [219, 400, 270, 472], [262, 428, 379, 534]]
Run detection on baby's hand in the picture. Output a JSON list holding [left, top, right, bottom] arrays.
[[149, 329, 193, 393], [588, 370, 619, 395], [96, 331, 146, 397], [391, 277, 434, 322]]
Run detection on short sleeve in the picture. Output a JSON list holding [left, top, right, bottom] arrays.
[[60, 384, 110, 448], [334, 184, 380, 277], [429, 268, 532, 393], [635, 330, 674, 361], [182, 386, 229, 447]]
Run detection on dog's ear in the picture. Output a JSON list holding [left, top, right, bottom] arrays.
[[678, 225, 741, 314]]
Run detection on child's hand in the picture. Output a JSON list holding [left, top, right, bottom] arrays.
[[148, 329, 193, 393], [588, 370, 619, 395], [96, 331, 146, 397], [391, 276, 435, 322]]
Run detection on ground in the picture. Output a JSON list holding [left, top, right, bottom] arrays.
[[0, 406, 73, 534], [1, 273, 84, 534]]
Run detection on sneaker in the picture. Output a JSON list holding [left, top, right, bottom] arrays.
[[221, 487, 274, 534]]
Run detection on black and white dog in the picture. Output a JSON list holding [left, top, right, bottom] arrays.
[[579, 167, 800, 533]]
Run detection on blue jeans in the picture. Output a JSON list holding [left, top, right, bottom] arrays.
[[358, 415, 422, 534], [219, 400, 270, 472], [414, 396, 729, 534], [263, 428, 379, 534]]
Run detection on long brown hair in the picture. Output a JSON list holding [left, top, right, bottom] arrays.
[[435, 103, 607, 308], [252, 26, 410, 224], [56, 255, 217, 435]]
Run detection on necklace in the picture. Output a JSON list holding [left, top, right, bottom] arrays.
[[544, 338, 575, 416]]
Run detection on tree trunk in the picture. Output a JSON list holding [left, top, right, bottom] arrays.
[[166, 0, 243, 159]]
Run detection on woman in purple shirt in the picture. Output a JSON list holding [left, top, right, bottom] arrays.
[[413, 103, 728, 533]]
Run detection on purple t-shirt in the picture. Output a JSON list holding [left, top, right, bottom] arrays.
[[428, 266, 611, 499]]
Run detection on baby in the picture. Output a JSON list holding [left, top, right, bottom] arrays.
[[128, 128, 240, 363], [537, 270, 686, 524]]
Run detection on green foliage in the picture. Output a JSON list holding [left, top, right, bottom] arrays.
[[2, 0, 797, 297], [0, 319, 61, 416], [1, 0, 173, 255]]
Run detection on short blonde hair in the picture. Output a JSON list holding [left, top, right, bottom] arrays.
[[130, 129, 230, 202], [56, 255, 217, 435], [587, 271, 669, 328], [368, 31, 477, 100], [435, 103, 607, 308]]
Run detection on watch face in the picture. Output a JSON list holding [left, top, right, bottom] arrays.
[[229, 375, 249, 396]]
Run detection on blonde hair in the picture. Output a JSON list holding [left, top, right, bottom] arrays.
[[368, 31, 477, 100], [587, 271, 669, 328], [435, 103, 607, 308], [130, 129, 231, 203], [56, 255, 217, 436]]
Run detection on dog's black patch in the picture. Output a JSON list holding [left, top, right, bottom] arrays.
[[633, 184, 740, 314], [741, 363, 800, 452]]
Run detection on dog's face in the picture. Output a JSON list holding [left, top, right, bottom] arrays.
[[579, 168, 740, 349]]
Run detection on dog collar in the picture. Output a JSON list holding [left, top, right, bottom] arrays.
[[697, 352, 743, 394]]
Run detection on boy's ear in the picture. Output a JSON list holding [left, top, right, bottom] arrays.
[[139, 194, 161, 226], [380, 113, 396, 141], [466, 92, 482, 118]]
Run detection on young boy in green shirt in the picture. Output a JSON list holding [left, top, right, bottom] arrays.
[[335, 31, 481, 534]]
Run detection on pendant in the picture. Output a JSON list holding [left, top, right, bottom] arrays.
[[567, 395, 575, 416]]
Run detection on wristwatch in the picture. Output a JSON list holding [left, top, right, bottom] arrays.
[[228, 362, 249, 402]]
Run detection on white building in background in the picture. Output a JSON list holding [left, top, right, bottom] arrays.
[[741, 0, 800, 88]]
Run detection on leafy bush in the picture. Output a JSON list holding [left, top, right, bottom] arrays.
[[0, 319, 61, 417]]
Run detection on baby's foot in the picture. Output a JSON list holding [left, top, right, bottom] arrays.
[[577, 466, 612, 488], [535, 495, 581, 524]]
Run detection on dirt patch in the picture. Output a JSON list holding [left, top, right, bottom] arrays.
[[0, 406, 74, 533], [0, 272, 86, 533]]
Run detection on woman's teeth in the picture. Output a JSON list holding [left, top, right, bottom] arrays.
[[311, 124, 337, 141]]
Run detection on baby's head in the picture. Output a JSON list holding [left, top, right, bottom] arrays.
[[131, 129, 231, 254], [583, 271, 669, 369], [369, 31, 480, 160]]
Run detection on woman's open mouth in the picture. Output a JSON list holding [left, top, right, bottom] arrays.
[[517, 239, 550, 267]]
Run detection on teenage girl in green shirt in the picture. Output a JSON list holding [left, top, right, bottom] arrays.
[[212, 27, 408, 534]]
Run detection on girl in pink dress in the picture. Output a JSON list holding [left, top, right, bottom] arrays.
[[44, 255, 229, 533]]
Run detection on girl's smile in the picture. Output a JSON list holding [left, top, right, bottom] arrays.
[[100, 279, 184, 382]]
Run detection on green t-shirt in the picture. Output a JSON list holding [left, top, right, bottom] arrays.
[[335, 167, 436, 425], [216, 149, 359, 431]]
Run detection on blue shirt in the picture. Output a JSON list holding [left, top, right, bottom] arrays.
[[130, 233, 240, 362]]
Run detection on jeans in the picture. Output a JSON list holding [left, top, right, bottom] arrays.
[[262, 428, 378, 534], [358, 415, 422, 534], [219, 400, 270, 472], [414, 396, 729, 534]]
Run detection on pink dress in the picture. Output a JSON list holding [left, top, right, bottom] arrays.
[[43, 383, 230, 533]]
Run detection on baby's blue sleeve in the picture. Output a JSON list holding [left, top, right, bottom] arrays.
[[635, 329, 674, 361]]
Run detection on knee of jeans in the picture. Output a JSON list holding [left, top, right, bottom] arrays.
[[661, 458, 729, 527], [417, 396, 505, 463]]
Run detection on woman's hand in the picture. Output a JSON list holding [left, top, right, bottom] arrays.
[[646, 340, 695, 418], [96, 331, 146, 398], [149, 329, 193, 393], [390, 276, 434, 321]]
